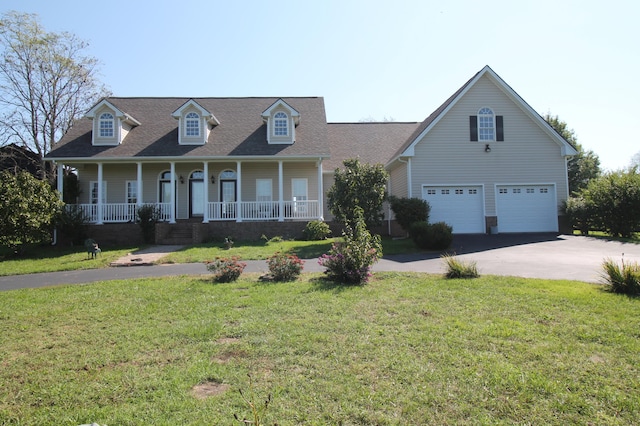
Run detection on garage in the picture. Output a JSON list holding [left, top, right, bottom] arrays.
[[496, 185, 558, 233], [422, 185, 485, 233]]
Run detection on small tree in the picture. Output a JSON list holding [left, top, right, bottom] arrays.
[[0, 170, 63, 253], [327, 158, 388, 228], [388, 196, 430, 233], [137, 204, 160, 244]]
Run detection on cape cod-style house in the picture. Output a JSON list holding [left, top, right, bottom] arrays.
[[46, 66, 577, 244]]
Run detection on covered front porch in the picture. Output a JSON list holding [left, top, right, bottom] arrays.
[[55, 159, 325, 225]]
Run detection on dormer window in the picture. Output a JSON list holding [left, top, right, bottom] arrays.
[[185, 112, 200, 137], [274, 112, 288, 136], [99, 113, 114, 138]]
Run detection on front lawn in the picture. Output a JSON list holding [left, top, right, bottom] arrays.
[[0, 245, 142, 276], [1, 273, 638, 424]]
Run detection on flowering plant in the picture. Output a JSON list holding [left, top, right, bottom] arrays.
[[206, 257, 246, 282], [267, 252, 304, 281], [318, 207, 381, 285]]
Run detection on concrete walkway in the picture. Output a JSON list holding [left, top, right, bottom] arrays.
[[1, 234, 639, 291]]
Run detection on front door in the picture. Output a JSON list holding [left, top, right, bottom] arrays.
[[189, 171, 205, 218], [220, 180, 236, 219]]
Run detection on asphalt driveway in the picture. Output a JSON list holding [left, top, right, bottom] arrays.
[[1, 234, 638, 291]]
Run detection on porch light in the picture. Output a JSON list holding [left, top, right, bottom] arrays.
[[211, 175, 215, 184], [484, 144, 491, 153], [179, 175, 185, 184]]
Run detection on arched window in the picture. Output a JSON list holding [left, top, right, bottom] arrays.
[[478, 107, 495, 141], [185, 112, 200, 137], [274, 111, 288, 136], [99, 113, 114, 138]]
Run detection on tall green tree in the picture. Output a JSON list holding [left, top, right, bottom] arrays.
[[544, 113, 601, 194], [0, 11, 107, 180], [0, 170, 64, 253], [327, 158, 389, 228]]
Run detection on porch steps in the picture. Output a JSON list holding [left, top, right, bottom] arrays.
[[158, 223, 194, 245]]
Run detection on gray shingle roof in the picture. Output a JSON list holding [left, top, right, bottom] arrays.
[[47, 97, 330, 160], [326, 122, 420, 171]]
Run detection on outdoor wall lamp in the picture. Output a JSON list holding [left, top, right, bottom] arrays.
[[179, 175, 184, 184], [211, 175, 216, 184], [484, 144, 491, 153]]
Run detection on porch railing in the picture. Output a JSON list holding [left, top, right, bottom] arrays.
[[68, 200, 319, 223]]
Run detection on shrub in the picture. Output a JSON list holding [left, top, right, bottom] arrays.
[[442, 253, 479, 279], [318, 207, 382, 285], [409, 221, 453, 250], [137, 204, 160, 244], [57, 205, 90, 245], [601, 257, 640, 295], [302, 220, 331, 241], [388, 196, 430, 233], [565, 196, 595, 235], [267, 252, 304, 281], [206, 257, 246, 283]]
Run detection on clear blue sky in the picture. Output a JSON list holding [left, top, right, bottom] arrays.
[[3, 0, 638, 171]]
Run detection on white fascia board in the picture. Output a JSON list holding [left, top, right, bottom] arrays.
[[172, 99, 213, 119], [261, 99, 301, 124], [85, 99, 140, 126]]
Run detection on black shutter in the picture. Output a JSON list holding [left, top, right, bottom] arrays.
[[496, 115, 504, 141], [469, 116, 478, 141]]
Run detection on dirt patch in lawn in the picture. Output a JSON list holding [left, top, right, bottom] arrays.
[[191, 380, 230, 399]]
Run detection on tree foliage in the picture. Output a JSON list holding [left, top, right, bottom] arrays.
[[0, 170, 63, 253], [0, 11, 107, 180], [544, 113, 601, 194], [573, 169, 640, 238], [327, 158, 388, 228]]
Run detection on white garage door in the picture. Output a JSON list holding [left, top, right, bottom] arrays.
[[422, 185, 484, 233], [496, 185, 558, 233]]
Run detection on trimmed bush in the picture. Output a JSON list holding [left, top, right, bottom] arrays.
[[565, 196, 595, 235], [303, 220, 331, 241], [267, 252, 304, 281], [206, 257, 246, 283], [388, 196, 430, 233], [409, 221, 453, 250], [442, 253, 479, 279], [57, 205, 89, 245], [601, 257, 640, 295]]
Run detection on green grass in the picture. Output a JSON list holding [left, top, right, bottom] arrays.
[[1, 273, 638, 424], [572, 230, 640, 243], [152, 236, 418, 265], [0, 245, 142, 276]]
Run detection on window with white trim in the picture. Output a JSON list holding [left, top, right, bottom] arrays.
[[478, 107, 495, 141], [126, 181, 137, 204], [426, 189, 436, 195], [256, 179, 272, 202], [499, 188, 508, 194], [513, 188, 521, 194], [99, 113, 114, 138], [441, 189, 450, 195], [185, 112, 200, 137], [90, 181, 107, 204], [274, 111, 288, 136], [469, 189, 478, 195], [540, 188, 549, 194]]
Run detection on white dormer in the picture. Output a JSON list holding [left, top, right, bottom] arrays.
[[172, 99, 219, 145], [86, 99, 141, 146], [261, 99, 300, 144]]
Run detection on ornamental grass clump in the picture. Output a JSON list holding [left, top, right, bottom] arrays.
[[601, 256, 640, 295], [266, 252, 304, 281], [442, 253, 479, 279], [318, 207, 382, 285], [206, 257, 246, 283]]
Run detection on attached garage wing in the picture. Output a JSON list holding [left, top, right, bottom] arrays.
[[422, 185, 485, 234], [496, 185, 558, 233]]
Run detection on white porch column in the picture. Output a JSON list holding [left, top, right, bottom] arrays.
[[278, 161, 284, 222], [407, 158, 413, 199], [317, 159, 324, 220], [97, 163, 104, 225], [236, 161, 242, 222], [170, 162, 176, 223], [56, 163, 64, 202], [136, 162, 143, 208], [203, 161, 209, 223]]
